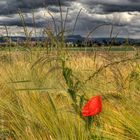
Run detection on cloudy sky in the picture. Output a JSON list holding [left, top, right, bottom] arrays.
[[0, 0, 140, 38]]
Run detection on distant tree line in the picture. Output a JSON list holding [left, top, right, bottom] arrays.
[[65, 39, 132, 48]]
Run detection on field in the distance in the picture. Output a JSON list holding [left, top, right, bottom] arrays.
[[0, 47, 140, 140]]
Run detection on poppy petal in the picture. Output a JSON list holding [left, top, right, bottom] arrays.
[[82, 95, 102, 117]]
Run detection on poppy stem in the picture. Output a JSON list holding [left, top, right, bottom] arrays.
[[85, 116, 94, 131]]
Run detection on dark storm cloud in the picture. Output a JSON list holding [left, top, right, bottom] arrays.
[[0, 18, 47, 28], [0, 0, 74, 15], [80, 0, 140, 13], [1, 0, 140, 16], [101, 4, 140, 13], [0, 0, 140, 38]]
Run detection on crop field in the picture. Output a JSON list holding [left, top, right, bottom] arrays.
[[0, 47, 140, 140]]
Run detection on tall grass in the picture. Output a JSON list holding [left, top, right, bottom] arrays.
[[0, 50, 140, 140]]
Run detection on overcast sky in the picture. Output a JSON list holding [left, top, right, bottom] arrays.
[[0, 0, 140, 38]]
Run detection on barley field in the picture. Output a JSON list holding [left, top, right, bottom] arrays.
[[0, 47, 140, 140]]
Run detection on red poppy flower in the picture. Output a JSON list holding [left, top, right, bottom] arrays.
[[82, 95, 102, 117]]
